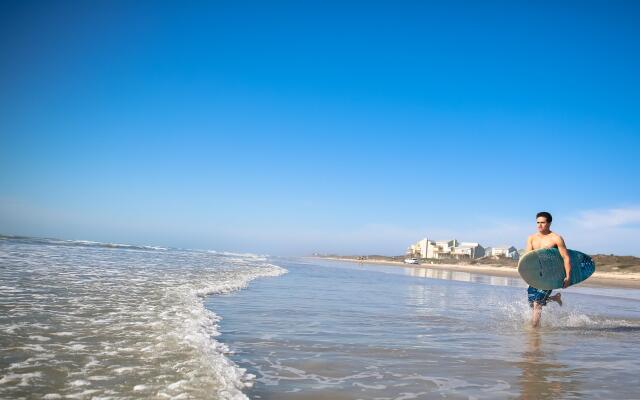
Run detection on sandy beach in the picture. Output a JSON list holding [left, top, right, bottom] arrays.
[[314, 256, 640, 289]]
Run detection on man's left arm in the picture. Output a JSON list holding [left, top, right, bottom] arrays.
[[557, 236, 572, 288]]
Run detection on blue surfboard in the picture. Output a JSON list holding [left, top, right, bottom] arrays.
[[517, 248, 595, 290]]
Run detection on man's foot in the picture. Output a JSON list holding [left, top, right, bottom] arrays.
[[553, 293, 562, 307]]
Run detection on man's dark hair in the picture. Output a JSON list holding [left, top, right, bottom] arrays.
[[536, 211, 552, 223]]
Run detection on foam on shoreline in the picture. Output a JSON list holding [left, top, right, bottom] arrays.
[[0, 237, 287, 400]]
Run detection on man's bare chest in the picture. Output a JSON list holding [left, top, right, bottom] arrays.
[[532, 236, 557, 249]]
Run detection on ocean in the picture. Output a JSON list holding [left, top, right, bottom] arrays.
[[0, 236, 285, 399], [2, 237, 640, 399]]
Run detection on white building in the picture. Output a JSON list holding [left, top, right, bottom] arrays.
[[452, 242, 485, 259], [408, 238, 484, 260], [407, 238, 431, 258], [490, 245, 519, 260], [424, 239, 458, 259]]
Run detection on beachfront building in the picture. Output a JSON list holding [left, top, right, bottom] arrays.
[[452, 242, 485, 259], [489, 245, 519, 260], [407, 238, 428, 258], [406, 238, 453, 259], [407, 239, 484, 260], [407, 239, 431, 258], [429, 240, 458, 258]]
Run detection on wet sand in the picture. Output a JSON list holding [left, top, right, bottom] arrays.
[[313, 257, 640, 289]]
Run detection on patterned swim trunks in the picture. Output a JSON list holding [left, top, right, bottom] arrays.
[[527, 286, 552, 307]]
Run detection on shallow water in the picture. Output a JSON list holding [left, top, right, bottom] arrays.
[[0, 236, 286, 399], [3, 238, 639, 400], [208, 258, 640, 399]]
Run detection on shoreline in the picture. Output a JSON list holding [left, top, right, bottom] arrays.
[[312, 257, 640, 289]]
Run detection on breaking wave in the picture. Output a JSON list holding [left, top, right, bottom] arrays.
[[0, 236, 286, 399]]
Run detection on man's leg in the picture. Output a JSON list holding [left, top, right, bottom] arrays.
[[531, 302, 542, 327]]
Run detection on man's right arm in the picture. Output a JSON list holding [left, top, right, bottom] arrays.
[[556, 235, 572, 288], [526, 235, 533, 253]]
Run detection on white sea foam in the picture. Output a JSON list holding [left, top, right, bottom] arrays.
[[0, 236, 287, 399], [0, 372, 42, 386], [28, 335, 50, 342]]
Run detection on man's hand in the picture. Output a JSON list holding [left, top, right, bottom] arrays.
[[557, 235, 572, 289]]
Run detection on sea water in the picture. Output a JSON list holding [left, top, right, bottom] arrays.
[[0, 236, 286, 399], [3, 238, 640, 399], [208, 258, 640, 399]]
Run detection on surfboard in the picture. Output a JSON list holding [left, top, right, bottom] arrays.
[[517, 248, 595, 290]]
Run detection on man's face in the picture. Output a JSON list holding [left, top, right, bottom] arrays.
[[536, 217, 550, 233]]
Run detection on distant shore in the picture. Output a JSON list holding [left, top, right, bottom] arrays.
[[312, 256, 640, 289]]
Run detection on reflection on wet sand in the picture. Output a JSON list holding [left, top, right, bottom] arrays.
[[405, 266, 523, 287], [518, 330, 579, 399]]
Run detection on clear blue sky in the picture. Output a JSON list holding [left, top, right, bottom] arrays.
[[1, 1, 639, 255]]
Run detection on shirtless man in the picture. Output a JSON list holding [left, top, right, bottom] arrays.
[[525, 211, 572, 327]]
